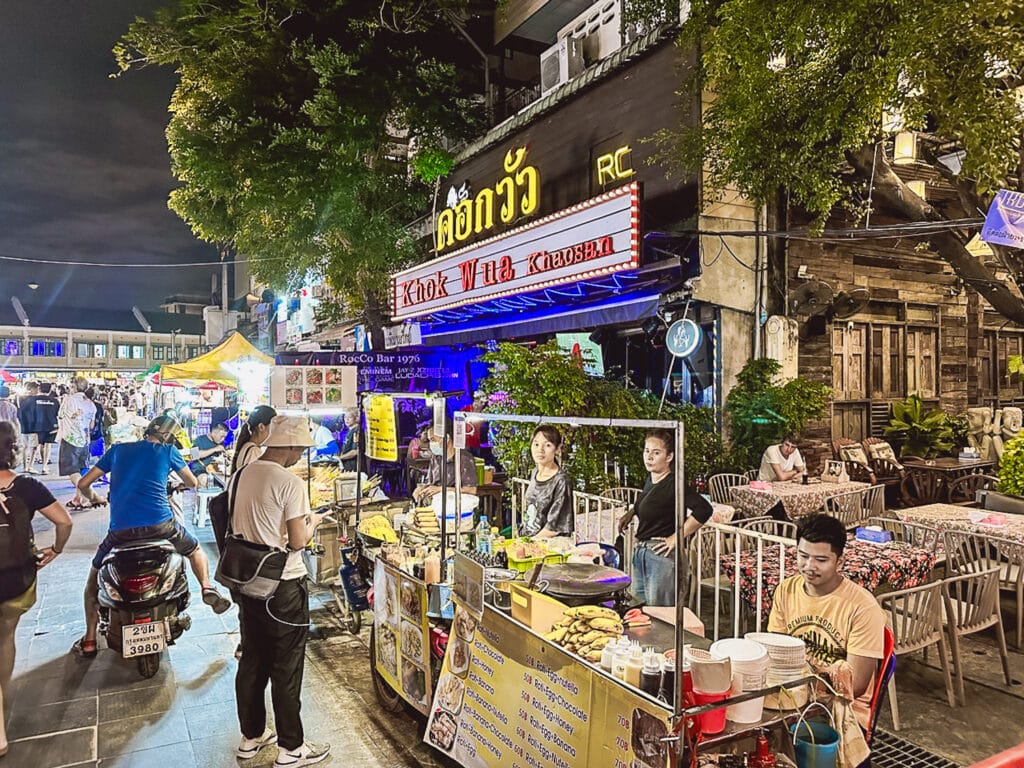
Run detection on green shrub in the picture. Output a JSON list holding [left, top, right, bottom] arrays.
[[883, 394, 954, 458], [997, 434, 1024, 496]]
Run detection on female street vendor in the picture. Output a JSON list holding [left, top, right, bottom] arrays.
[[617, 428, 713, 606], [520, 425, 574, 539], [411, 420, 478, 505]]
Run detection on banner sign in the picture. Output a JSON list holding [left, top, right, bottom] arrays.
[[269, 366, 356, 410], [373, 559, 433, 715], [981, 190, 1024, 250], [665, 318, 702, 358], [391, 182, 640, 320], [365, 394, 399, 462], [275, 351, 475, 394], [425, 606, 672, 768], [383, 322, 423, 350]]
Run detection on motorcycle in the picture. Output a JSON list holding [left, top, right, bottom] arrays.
[[96, 485, 194, 679], [96, 538, 192, 678]]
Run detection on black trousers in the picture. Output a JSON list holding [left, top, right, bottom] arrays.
[[235, 578, 309, 750]]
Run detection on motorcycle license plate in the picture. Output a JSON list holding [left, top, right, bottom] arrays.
[[122, 622, 166, 658]]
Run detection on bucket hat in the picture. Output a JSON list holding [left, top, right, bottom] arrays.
[[264, 415, 316, 448]]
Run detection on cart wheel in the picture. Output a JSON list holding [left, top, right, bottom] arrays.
[[137, 653, 161, 679], [369, 625, 405, 713], [345, 608, 362, 635]]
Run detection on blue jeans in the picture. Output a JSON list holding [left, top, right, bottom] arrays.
[[631, 542, 676, 607], [92, 519, 199, 569]]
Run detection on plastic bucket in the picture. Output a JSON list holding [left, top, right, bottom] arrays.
[[791, 721, 840, 768], [691, 688, 730, 734], [726, 671, 766, 723]]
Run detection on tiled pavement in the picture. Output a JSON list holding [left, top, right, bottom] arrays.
[[7, 471, 447, 768]]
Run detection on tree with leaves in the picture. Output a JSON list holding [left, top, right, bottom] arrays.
[[115, 0, 487, 345], [653, 0, 1024, 323]]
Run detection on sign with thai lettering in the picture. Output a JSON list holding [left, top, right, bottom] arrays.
[[981, 189, 1024, 250], [392, 182, 640, 320], [424, 605, 672, 768], [435, 147, 540, 253], [365, 393, 399, 462]]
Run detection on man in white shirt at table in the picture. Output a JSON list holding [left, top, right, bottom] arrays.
[[758, 434, 806, 482]]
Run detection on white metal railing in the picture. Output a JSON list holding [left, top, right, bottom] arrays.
[[692, 522, 797, 641]]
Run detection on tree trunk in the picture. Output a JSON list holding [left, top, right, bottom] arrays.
[[847, 146, 1024, 326], [362, 288, 388, 350]]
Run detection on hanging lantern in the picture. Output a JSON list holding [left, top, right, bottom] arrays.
[[893, 132, 917, 165]]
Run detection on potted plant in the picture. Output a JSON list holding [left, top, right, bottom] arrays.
[[883, 394, 954, 458]]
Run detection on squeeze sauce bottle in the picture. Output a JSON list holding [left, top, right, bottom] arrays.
[[625, 643, 645, 688]]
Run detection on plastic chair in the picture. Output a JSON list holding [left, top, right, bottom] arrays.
[[708, 473, 749, 505], [824, 485, 884, 529], [877, 583, 954, 730], [944, 530, 1024, 648], [744, 468, 760, 481], [736, 517, 798, 540], [941, 568, 1012, 704], [947, 473, 998, 506], [866, 625, 896, 745], [865, 516, 941, 557]]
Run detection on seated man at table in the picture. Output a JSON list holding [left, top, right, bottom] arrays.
[[758, 434, 806, 482], [768, 514, 885, 731], [411, 420, 478, 506], [189, 422, 228, 488]]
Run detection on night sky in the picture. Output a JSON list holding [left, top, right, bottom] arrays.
[[0, 1, 219, 319]]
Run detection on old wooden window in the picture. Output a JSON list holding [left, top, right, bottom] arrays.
[[906, 326, 938, 398], [832, 323, 868, 400], [870, 325, 905, 399]]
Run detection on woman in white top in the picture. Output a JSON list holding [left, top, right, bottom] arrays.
[[230, 406, 276, 475]]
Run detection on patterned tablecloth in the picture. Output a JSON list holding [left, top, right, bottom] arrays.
[[729, 480, 870, 519], [897, 503, 1024, 545], [719, 537, 936, 614]]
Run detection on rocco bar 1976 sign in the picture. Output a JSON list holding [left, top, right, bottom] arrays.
[[390, 182, 640, 320]]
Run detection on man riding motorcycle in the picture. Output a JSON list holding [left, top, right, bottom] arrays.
[[72, 414, 231, 658]]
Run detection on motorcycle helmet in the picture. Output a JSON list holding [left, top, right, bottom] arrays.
[[144, 413, 182, 445]]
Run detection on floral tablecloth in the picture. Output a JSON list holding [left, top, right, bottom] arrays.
[[897, 503, 1024, 546], [729, 480, 870, 519], [718, 537, 936, 614]]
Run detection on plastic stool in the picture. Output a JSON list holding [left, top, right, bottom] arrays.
[[194, 489, 220, 528]]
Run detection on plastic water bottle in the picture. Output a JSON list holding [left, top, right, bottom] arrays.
[[476, 519, 489, 555]]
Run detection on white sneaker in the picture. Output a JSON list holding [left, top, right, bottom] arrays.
[[236, 728, 277, 759], [273, 741, 331, 767]]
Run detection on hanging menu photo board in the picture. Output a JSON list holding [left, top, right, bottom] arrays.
[[425, 606, 672, 768], [269, 365, 357, 410], [372, 559, 433, 715]]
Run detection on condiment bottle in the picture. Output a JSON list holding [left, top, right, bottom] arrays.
[[625, 642, 644, 688], [600, 638, 617, 672], [611, 638, 631, 681], [640, 649, 662, 697], [660, 657, 676, 704], [424, 551, 441, 584]]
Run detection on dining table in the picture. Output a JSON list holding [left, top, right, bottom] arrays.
[[900, 457, 996, 477], [896, 503, 1024, 546], [718, 535, 936, 615], [729, 479, 870, 520]]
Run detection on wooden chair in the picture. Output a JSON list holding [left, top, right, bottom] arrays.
[[901, 468, 945, 506], [823, 485, 884, 529], [944, 530, 1024, 648], [941, 568, 1012, 705], [863, 438, 907, 503], [736, 517, 798, 540], [831, 438, 877, 483], [878, 581, 955, 730], [865, 516, 941, 558], [947, 474, 998, 506], [708, 473, 749, 505]]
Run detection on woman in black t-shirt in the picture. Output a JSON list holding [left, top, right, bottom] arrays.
[[617, 429, 713, 607], [0, 421, 73, 758]]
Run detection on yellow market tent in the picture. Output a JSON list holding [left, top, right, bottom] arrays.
[[160, 332, 274, 387]]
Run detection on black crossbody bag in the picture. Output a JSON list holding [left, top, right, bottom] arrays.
[[214, 467, 288, 600]]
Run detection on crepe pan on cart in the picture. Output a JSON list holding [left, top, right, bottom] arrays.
[[526, 562, 631, 608]]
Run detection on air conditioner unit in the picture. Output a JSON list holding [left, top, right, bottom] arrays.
[[558, 0, 621, 64], [540, 37, 585, 94]]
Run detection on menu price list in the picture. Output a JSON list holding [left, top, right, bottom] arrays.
[[426, 605, 671, 768]]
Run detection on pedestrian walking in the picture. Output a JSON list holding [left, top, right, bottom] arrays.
[[0, 387, 17, 426], [230, 415, 330, 767], [16, 382, 40, 473], [31, 383, 59, 473], [0, 420, 73, 758], [57, 377, 98, 510]]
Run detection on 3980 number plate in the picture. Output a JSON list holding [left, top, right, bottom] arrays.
[[122, 622, 166, 658]]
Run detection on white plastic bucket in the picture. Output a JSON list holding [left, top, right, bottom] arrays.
[[710, 639, 770, 723]]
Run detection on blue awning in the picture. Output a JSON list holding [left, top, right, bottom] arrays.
[[419, 291, 662, 347]]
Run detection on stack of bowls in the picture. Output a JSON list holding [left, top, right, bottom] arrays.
[[710, 638, 770, 723], [744, 632, 809, 709]]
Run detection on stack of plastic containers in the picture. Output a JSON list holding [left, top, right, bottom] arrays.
[[710, 638, 771, 723], [685, 646, 733, 734], [745, 632, 809, 709]]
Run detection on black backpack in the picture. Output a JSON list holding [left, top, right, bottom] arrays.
[[0, 487, 37, 602]]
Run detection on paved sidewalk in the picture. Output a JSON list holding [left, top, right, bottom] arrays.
[[7, 476, 446, 768]]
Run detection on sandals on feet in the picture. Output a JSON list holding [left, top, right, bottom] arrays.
[[89, 497, 108, 508], [66, 500, 87, 511], [71, 637, 97, 658], [202, 587, 232, 615]]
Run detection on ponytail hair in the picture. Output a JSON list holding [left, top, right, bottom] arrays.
[[231, 405, 277, 473]]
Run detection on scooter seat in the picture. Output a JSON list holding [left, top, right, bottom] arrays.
[[106, 540, 178, 556]]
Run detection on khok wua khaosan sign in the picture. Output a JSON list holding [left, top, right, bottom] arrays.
[[390, 181, 640, 321]]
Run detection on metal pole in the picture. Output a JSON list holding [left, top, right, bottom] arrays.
[[354, 393, 365, 527], [673, 418, 686, 730], [439, 403, 449, 580]]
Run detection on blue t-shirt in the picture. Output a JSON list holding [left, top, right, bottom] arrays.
[[96, 441, 187, 530]]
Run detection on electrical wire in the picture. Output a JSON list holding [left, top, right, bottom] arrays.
[[680, 217, 984, 241], [0, 252, 288, 268]]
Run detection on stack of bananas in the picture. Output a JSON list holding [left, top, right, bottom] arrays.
[[413, 507, 440, 533], [357, 514, 398, 544], [544, 606, 624, 663]]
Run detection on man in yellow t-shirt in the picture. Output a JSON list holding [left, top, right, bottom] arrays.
[[768, 514, 886, 730]]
